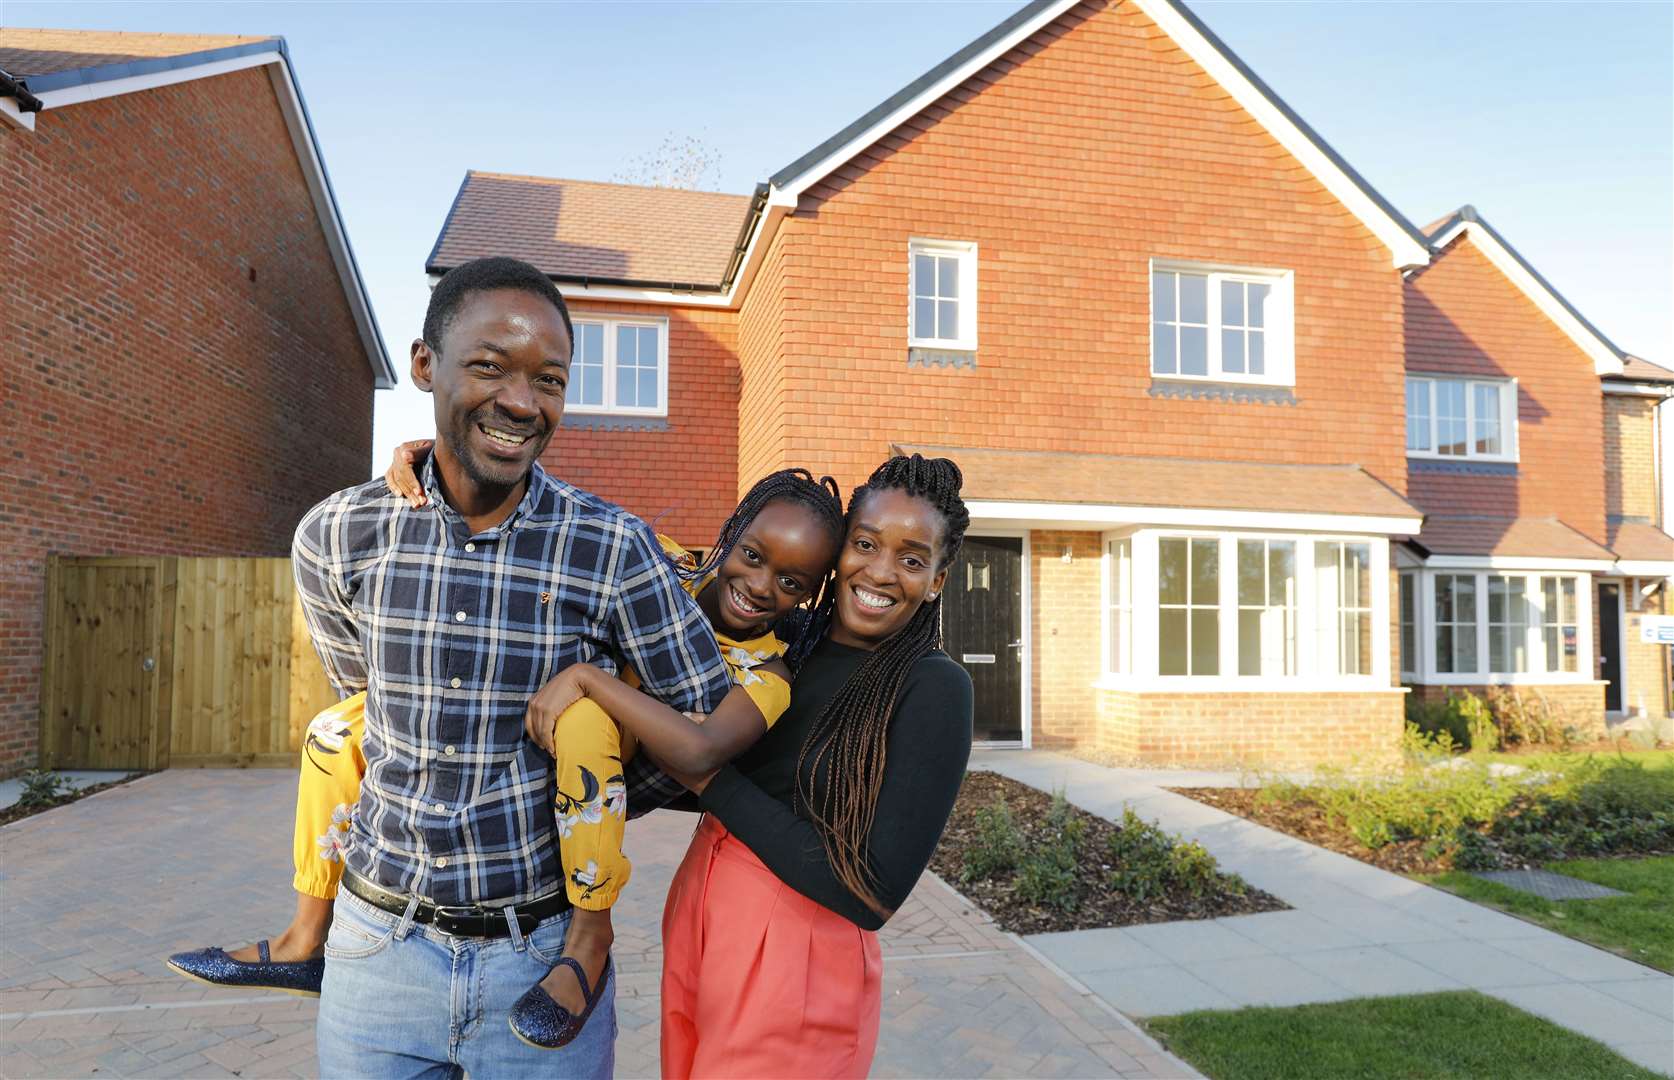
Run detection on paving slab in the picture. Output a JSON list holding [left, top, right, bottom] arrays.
[[1, 767, 1194, 1079], [1178, 954, 1353, 1008], [1617, 1041, 1674, 1076], [1029, 927, 1173, 975], [980, 748, 1674, 1076]]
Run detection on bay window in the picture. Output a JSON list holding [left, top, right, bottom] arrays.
[[1435, 574, 1479, 674], [1405, 570, 1589, 681], [1541, 577, 1579, 674], [1487, 575, 1530, 673], [1101, 531, 1388, 686], [1399, 572, 1417, 677]]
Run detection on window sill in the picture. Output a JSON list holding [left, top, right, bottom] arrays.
[[1148, 379, 1297, 405], [1408, 457, 1518, 475], [1408, 675, 1604, 686], [561, 414, 670, 432], [907, 346, 977, 369]]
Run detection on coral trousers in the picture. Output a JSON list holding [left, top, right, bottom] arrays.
[[660, 815, 882, 1079]]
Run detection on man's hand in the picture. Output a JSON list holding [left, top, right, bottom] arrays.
[[524, 663, 596, 756], [384, 439, 435, 509]]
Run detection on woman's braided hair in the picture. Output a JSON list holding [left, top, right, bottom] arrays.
[[677, 468, 846, 658], [793, 453, 969, 918]]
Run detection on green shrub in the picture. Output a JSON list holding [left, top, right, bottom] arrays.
[[1405, 690, 1498, 751], [1016, 791, 1084, 911], [15, 770, 71, 810], [1106, 808, 1245, 900], [1483, 686, 1575, 749], [1454, 758, 1674, 869], [960, 796, 1024, 883]]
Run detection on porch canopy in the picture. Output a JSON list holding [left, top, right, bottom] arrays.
[[1408, 515, 1617, 571], [892, 444, 1422, 534], [1607, 520, 1674, 577]]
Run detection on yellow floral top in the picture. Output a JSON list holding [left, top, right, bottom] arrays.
[[628, 535, 793, 729]]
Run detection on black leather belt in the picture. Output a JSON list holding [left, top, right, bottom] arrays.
[[342, 867, 572, 938]]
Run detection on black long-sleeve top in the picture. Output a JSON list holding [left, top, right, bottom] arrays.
[[697, 637, 974, 930]]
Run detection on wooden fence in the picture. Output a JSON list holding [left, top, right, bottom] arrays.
[[39, 556, 340, 770]]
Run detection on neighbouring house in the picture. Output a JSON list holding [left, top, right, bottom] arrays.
[[1398, 208, 1674, 727], [1, 30, 395, 775], [425, 0, 1673, 763]]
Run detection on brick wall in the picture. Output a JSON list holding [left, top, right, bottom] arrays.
[[0, 69, 375, 775], [1407, 682, 1607, 738], [735, 226, 791, 498], [1622, 595, 1672, 719], [1096, 689, 1403, 767], [1405, 235, 1607, 543], [743, 0, 1406, 498], [1604, 395, 1659, 522], [541, 302, 739, 549], [1028, 531, 1102, 750]]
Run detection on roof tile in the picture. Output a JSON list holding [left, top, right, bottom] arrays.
[[427, 171, 753, 288], [892, 444, 1419, 519], [1416, 516, 1613, 561], [0, 28, 272, 78], [1607, 521, 1674, 564]]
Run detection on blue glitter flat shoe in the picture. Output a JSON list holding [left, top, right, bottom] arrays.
[[166, 939, 324, 997], [509, 955, 612, 1050]]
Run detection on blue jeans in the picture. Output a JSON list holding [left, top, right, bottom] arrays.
[[315, 890, 615, 1079]]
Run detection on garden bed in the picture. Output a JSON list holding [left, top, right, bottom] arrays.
[[0, 772, 145, 827], [1173, 785, 1451, 875], [929, 771, 1285, 934]]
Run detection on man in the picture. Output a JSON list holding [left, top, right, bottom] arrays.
[[295, 257, 730, 1077]]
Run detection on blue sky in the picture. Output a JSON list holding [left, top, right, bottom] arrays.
[[8, 0, 1670, 476]]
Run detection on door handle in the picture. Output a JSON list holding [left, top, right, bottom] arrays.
[[1006, 641, 1023, 649]]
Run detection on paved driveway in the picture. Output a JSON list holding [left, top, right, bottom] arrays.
[[0, 768, 1192, 1078]]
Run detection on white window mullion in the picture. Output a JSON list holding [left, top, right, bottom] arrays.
[[1296, 540, 1318, 680], [1219, 536, 1237, 680], [1522, 573, 1542, 675], [1133, 532, 1160, 679], [1370, 538, 1391, 684]]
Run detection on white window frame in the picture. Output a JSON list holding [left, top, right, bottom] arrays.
[[1408, 568, 1594, 683], [1405, 374, 1519, 463], [908, 238, 978, 352], [1096, 527, 1389, 691], [564, 313, 670, 417], [1148, 259, 1296, 388], [1100, 534, 1134, 676]]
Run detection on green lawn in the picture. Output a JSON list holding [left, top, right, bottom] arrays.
[[1146, 991, 1661, 1080], [1426, 856, 1673, 973], [1486, 747, 1674, 773]]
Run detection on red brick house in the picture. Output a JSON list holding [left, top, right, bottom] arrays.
[[427, 0, 1672, 762], [1, 30, 394, 774]]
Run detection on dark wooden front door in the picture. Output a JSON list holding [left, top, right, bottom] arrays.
[[1598, 582, 1623, 713], [942, 535, 1024, 744]]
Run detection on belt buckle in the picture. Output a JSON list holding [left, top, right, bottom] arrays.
[[431, 905, 484, 936]]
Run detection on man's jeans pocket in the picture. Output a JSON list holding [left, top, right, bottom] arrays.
[[325, 893, 398, 962]]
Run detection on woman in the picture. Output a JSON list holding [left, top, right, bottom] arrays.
[[654, 453, 975, 1078]]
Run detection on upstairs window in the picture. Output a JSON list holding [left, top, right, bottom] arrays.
[[909, 239, 977, 352], [1406, 376, 1516, 461], [566, 315, 668, 417], [1150, 262, 1293, 386]]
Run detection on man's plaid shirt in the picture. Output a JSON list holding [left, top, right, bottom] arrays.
[[293, 458, 730, 906]]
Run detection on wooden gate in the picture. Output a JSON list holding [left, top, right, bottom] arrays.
[[39, 556, 340, 770]]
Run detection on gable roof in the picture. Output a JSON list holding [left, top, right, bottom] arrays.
[[426, 172, 757, 290], [1424, 205, 1625, 378], [0, 28, 395, 388], [769, 0, 1432, 269]]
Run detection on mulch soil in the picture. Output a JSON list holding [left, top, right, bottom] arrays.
[[1171, 787, 1453, 875], [0, 774, 146, 828], [930, 771, 1287, 935]]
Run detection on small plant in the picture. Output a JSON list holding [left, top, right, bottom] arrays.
[[960, 796, 1024, 883], [15, 770, 71, 810], [1484, 686, 1570, 749], [1106, 808, 1245, 901]]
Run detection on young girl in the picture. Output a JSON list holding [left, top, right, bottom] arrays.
[[168, 453, 845, 1050]]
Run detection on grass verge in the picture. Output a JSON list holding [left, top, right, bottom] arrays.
[[1145, 990, 1661, 1080], [1425, 856, 1673, 973]]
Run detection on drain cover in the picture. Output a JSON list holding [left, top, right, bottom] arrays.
[[1472, 869, 1626, 901]]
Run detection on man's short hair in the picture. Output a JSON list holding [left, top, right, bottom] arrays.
[[423, 257, 574, 356]]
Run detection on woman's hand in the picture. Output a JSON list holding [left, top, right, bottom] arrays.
[[524, 663, 598, 756], [384, 439, 435, 508]]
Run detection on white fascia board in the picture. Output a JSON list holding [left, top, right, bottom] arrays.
[[31, 51, 278, 109], [1130, 0, 1430, 270], [770, 0, 1080, 209], [264, 60, 396, 388], [964, 499, 1422, 535], [1, 97, 36, 130], [1434, 220, 1623, 376], [1614, 560, 1674, 577], [1092, 675, 1402, 694], [1421, 554, 1614, 572], [1602, 381, 1674, 398]]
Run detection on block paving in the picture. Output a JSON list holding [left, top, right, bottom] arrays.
[[0, 768, 1195, 1078]]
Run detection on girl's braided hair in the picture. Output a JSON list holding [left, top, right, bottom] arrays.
[[793, 453, 969, 918], [678, 468, 846, 659]]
